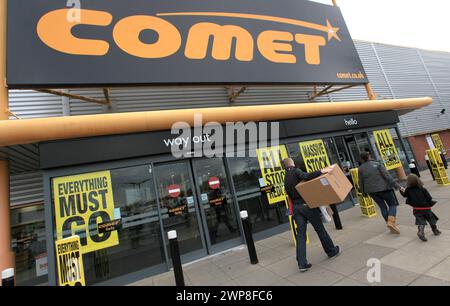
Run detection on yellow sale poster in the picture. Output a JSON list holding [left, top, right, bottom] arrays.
[[256, 145, 289, 205], [55, 235, 85, 286], [373, 129, 402, 170], [432, 134, 446, 155], [299, 139, 331, 172], [53, 170, 119, 254]]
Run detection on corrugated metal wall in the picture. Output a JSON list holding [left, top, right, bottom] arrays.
[[10, 171, 44, 207], [372, 43, 449, 136], [8, 90, 63, 118], [6, 40, 450, 206]]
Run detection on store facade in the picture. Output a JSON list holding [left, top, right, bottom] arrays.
[[1, 0, 435, 286], [33, 110, 410, 285]]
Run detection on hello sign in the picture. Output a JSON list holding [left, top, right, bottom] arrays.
[[7, 0, 367, 88]]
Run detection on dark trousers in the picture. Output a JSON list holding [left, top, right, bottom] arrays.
[[292, 203, 337, 268], [369, 190, 398, 221]]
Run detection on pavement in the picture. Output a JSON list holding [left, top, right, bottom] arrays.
[[130, 171, 450, 286]]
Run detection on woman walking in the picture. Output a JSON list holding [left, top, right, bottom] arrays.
[[358, 152, 402, 234]]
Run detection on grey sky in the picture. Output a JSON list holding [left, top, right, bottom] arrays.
[[312, 0, 450, 52]]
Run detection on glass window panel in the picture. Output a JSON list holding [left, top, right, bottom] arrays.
[[10, 205, 48, 286], [51, 164, 166, 285], [228, 154, 288, 234]]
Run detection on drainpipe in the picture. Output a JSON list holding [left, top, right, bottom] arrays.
[[0, 0, 14, 284]]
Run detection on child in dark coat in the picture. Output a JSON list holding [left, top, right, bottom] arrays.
[[400, 174, 441, 242]]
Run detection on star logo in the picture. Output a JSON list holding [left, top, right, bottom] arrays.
[[326, 19, 341, 42]]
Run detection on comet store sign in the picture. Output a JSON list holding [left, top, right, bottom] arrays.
[[373, 129, 402, 170], [53, 171, 119, 254], [55, 236, 85, 286], [256, 146, 289, 205], [299, 139, 331, 172]]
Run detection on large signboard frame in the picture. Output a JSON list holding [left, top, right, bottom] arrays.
[[7, 0, 368, 88]]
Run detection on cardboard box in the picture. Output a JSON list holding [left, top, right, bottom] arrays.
[[296, 164, 353, 208]]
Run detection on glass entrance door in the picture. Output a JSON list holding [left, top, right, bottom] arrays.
[[336, 133, 374, 168], [191, 158, 240, 252], [154, 158, 241, 259], [154, 162, 207, 261]]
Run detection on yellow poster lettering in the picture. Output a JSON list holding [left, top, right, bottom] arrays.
[[55, 236, 86, 286], [373, 129, 402, 170], [299, 139, 330, 172], [256, 146, 289, 205], [53, 171, 119, 254]]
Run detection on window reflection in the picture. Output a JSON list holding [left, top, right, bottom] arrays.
[[11, 205, 48, 286], [228, 155, 288, 234], [155, 162, 204, 257], [53, 164, 167, 285]]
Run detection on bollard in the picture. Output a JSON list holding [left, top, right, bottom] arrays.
[[330, 204, 343, 230], [441, 153, 448, 169], [409, 163, 420, 177], [1, 268, 14, 287], [240, 211, 258, 265], [425, 155, 436, 181], [167, 230, 185, 286]]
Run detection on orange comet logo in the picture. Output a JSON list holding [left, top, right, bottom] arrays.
[[37, 9, 342, 65]]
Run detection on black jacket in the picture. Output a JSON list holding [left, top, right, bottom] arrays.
[[400, 186, 434, 208], [284, 167, 322, 204], [358, 160, 399, 194]]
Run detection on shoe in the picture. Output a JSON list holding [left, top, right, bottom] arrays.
[[418, 226, 428, 242], [431, 226, 442, 236], [387, 216, 401, 234], [328, 246, 341, 259], [299, 263, 312, 272]]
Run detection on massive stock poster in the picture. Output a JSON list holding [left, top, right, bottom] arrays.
[[299, 139, 331, 172]]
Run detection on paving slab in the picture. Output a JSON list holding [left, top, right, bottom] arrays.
[[153, 272, 177, 286], [255, 247, 293, 267], [234, 268, 286, 286], [381, 250, 444, 275], [349, 264, 420, 286], [209, 249, 248, 268], [365, 230, 416, 249], [264, 256, 300, 278], [318, 243, 395, 276], [286, 265, 345, 286], [332, 277, 369, 286], [409, 275, 450, 286], [331, 229, 386, 250], [425, 257, 450, 282], [220, 258, 262, 280]]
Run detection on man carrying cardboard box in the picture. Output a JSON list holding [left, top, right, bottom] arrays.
[[283, 158, 340, 272]]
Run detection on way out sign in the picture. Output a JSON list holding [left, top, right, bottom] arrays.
[[55, 236, 85, 286], [373, 129, 402, 170]]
